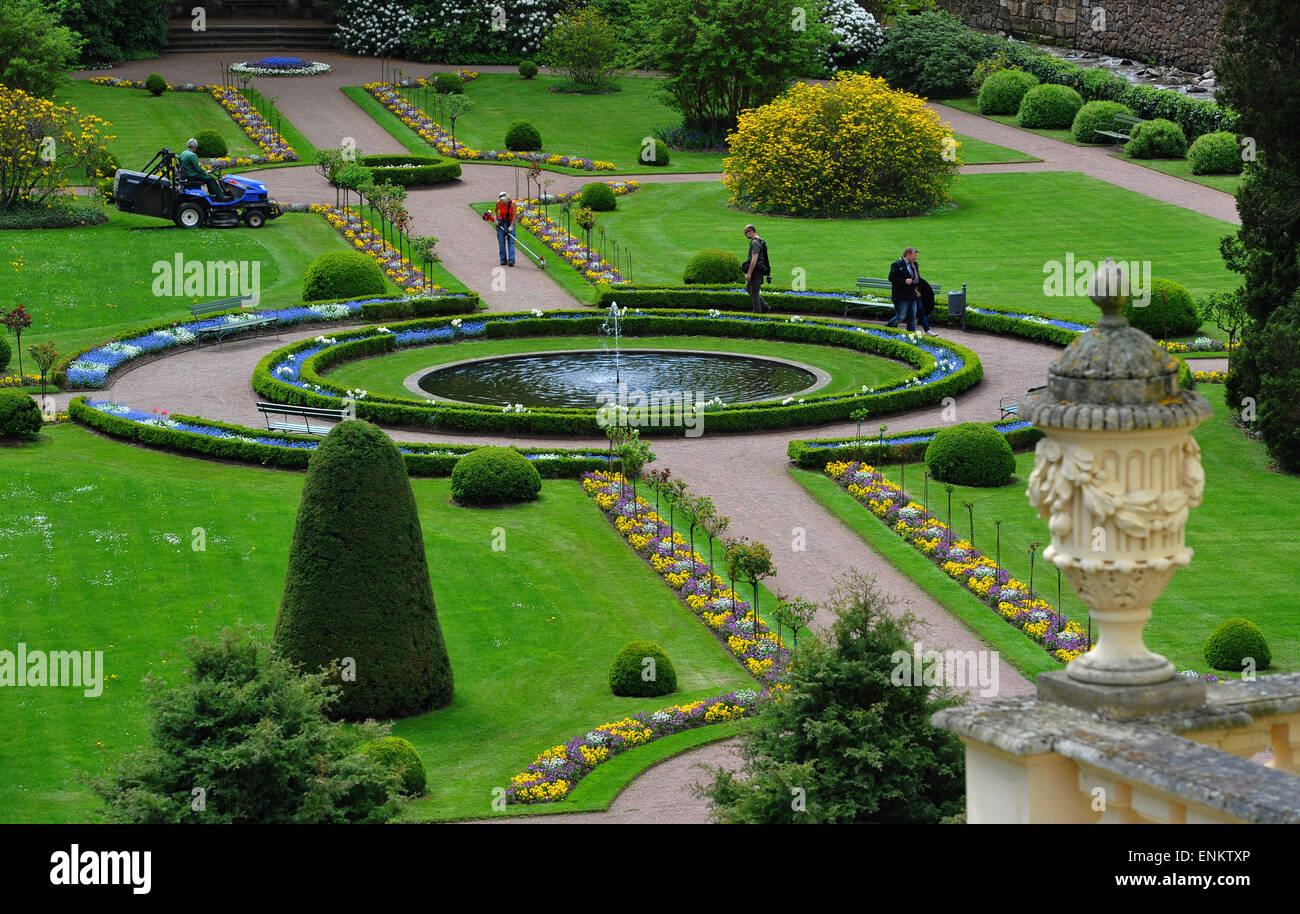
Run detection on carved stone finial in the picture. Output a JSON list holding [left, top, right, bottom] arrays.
[[1088, 257, 1130, 329]]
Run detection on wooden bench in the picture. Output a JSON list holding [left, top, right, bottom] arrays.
[[257, 402, 348, 436], [1000, 385, 1048, 421], [842, 277, 942, 318], [189, 296, 278, 347], [1093, 113, 1143, 144]]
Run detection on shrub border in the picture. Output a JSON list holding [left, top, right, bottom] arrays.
[[788, 419, 1044, 469]]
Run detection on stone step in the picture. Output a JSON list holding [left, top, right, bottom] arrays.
[[165, 24, 336, 52]]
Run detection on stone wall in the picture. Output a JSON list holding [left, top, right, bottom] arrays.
[[934, 0, 1223, 73]]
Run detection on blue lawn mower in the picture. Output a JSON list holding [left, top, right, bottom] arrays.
[[112, 148, 282, 229]]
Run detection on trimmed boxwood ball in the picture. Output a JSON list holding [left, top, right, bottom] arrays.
[[144, 73, 167, 96], [1071, 100, 1135, 143], [1122, 278, 1200, 338], [640, 138, 670, 166], [1188, 131, 1244, 175], [579, 181, 616, 211], [193, 129, 228, 158], [608, 641, 677, 697], [1017, 84, 1083, 129], [302, 250, 386, 302], [1204, 617, 1271, 671], [1124, 118, 1186, 159], [505, 120, 542, 152], [979, 69, 1038, 115], [450, 446, 542, 506], [273, 420, 454, 720], [0, 390, 42, 440], [360, 736, 427, 796], [925, 422, 1015, 487], [683, 249, 743, 284], [518, 59, 538, 79], [434, 72, 463, 94]]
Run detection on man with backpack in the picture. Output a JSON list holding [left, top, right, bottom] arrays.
[[743, 224, 771, 314]]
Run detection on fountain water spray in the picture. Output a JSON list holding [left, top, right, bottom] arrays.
[[603, 300, 622, 385]]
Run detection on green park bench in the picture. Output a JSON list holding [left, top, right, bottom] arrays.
[[1000, 385, 1048, 421], [189, 296, 278, 347], [842, 276, 942, 318], [256, 402, 349, 436], [1093, 113, 1143, 144]]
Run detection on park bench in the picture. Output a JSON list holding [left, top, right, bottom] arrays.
[[1093, 113, 1143, 144], [999, 385, 1048, 421], [256, 402, 349, 436], [842, 277, 942, 318], [189, 296, 278, 347]]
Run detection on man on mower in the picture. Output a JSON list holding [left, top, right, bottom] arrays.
[[179, 138, 228, 200]]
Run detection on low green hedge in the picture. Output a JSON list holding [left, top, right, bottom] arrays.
[[787, 422, 1044, 469], [359, 293, 481, 321], [69, 396, 610, 477], [356, 154, 462, 186]]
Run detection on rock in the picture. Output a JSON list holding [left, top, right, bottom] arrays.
[[1198, 78, 1216, 88], [1202, 69, 1215, 79], [1187, 85, 1207, 93]]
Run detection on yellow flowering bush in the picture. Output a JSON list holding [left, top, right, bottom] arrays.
[[723, 72, 960, 218], [0, 86, 114, 208]]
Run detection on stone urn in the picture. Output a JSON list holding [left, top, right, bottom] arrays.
[[1024, 259, 1213, 686]]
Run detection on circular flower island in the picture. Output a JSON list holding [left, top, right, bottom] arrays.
[[230, 56, 332, 77]]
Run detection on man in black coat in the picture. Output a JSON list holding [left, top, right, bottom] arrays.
[[884, 246, 935, 335]]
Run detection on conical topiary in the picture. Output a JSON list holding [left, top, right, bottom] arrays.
[[273, 420, 452, 719]]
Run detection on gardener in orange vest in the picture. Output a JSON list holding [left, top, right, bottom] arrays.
[[494, 192, 518, 266]]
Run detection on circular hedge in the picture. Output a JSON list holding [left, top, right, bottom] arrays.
[[302, 250, 386, 302], [1122, 278, 1200, 338], [724, 72, 957, 218], [683, 250, 743, 284], [450, 446, 542, 506], [924, 423, 1015, 487], [1071, 100, 1135, 143], [360, 736, 427, 796], [608, 640, 677, 697], [579, 181, 616, 211], [434, 72, 463, 94], [640, 138, 669, 166], [1204, 617, 1271, 671], [518, 59, 538, 79], [979, 69, 1038, 115], [1188, 131, 1243, 175], [0, 390, 41, 440], [1017, 84, 1083, 129], [356, 154, 461, 186], [144, 73, 166, 96], [1124, 118, 1187, 159], [505, 120, 542, 152], [193, 129, 228, 158]]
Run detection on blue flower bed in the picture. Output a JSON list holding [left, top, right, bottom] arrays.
[[804, 418, 1032, 450]]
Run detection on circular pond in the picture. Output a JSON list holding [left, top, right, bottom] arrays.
[[413, 349, 825, 409]]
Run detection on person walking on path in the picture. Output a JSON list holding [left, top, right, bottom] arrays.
[[743, 224, 771, 314], [885, 246, 935, 335], [494, 192, 518, 266]]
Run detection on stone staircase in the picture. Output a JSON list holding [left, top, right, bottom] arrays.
[[165, 19, 336, 53]]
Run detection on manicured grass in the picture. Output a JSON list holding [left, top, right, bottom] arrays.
[[55, 81, 260, 170], [400, 74, 730, 174], [595, 175, 1236, 330], [939, 97, 1089, 146], [0, 425, 755, 823], [1112, 153, 1243, 194], [952, 134, 1041, 165], [0, 208, 402, 356], [344, 85, 444, 157], [323, 334, 918, 403], [795, 385, 1298, 676]]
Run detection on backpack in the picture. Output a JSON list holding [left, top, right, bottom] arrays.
[[757, 238, 771, 283]]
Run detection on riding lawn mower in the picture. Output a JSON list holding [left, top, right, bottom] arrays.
[[111, 148, 282, 229]]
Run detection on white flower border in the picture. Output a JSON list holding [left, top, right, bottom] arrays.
[[230, 61, 333, 77]]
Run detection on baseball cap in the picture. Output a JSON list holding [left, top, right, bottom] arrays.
[[498, 192, 509, 199]]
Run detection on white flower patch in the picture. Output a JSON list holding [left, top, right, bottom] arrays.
[[310, 304, 351, 319], [584, 730, 608, 747], [102, 341, 143, 359]]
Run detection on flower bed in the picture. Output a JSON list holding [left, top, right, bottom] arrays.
[[230, 57, 332, 77], [825, 459, 1093, 664], [1159, 337, 1240, 354], [310, 203, 447, 294], [366, 83, 614, 170], [87, 76, 298, 167], [515, 181, 639, 284], [1192, 369, 1227, 383]]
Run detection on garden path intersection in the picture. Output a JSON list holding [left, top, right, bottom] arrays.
[[50, 52, 1238, 824]]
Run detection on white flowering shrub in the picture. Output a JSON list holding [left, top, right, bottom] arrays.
[[820, 0, 883, 72], [334, 0, 417, 56], [333, 0, 568, 62]]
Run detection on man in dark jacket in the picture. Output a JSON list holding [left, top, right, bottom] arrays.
[[884, 246, 935, 334]]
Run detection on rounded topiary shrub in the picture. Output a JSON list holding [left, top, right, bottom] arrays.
[[924, 423, 1016, 487], [302, 250, 386, 302], [450, 446, 542, 506], [978, 69, 1038, 115], [640, 138, 669, 166], [1204, 617, 1271, 672], [1071, 100, 1135, 143], [144, 73, 167, 96], [724, 72, 958, 218], [193, 129, 228, 158], [1124, 118, 1187, 159], [0, 335, 10, 374], [1122, 278, 1201, 338], [1017, 84, 1084, 129], [360, 736, 427, 796], [518, 59, 538, 79], [434, 72, 463, 94], [1188, 131, 1244, 175], [0, 390, 41, 440], [683, 249, 743, 284], [274, 420, 454, 720], [504, 120, 542, 152], [579, 181, 616, 211], [608, 640, 677, 697]]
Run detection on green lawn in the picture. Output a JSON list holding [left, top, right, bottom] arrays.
[[593, 174, 1238, 329], [0, 424, 754, 823], [938, 97, 1089, 146], [793, 385, 1299, 676], [324, 334, 918, 403], [55, 80, 260, 172], [0, 208, 402, 357], [951, 134, 1041, 165], [1111, 153, 1243, 194]]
